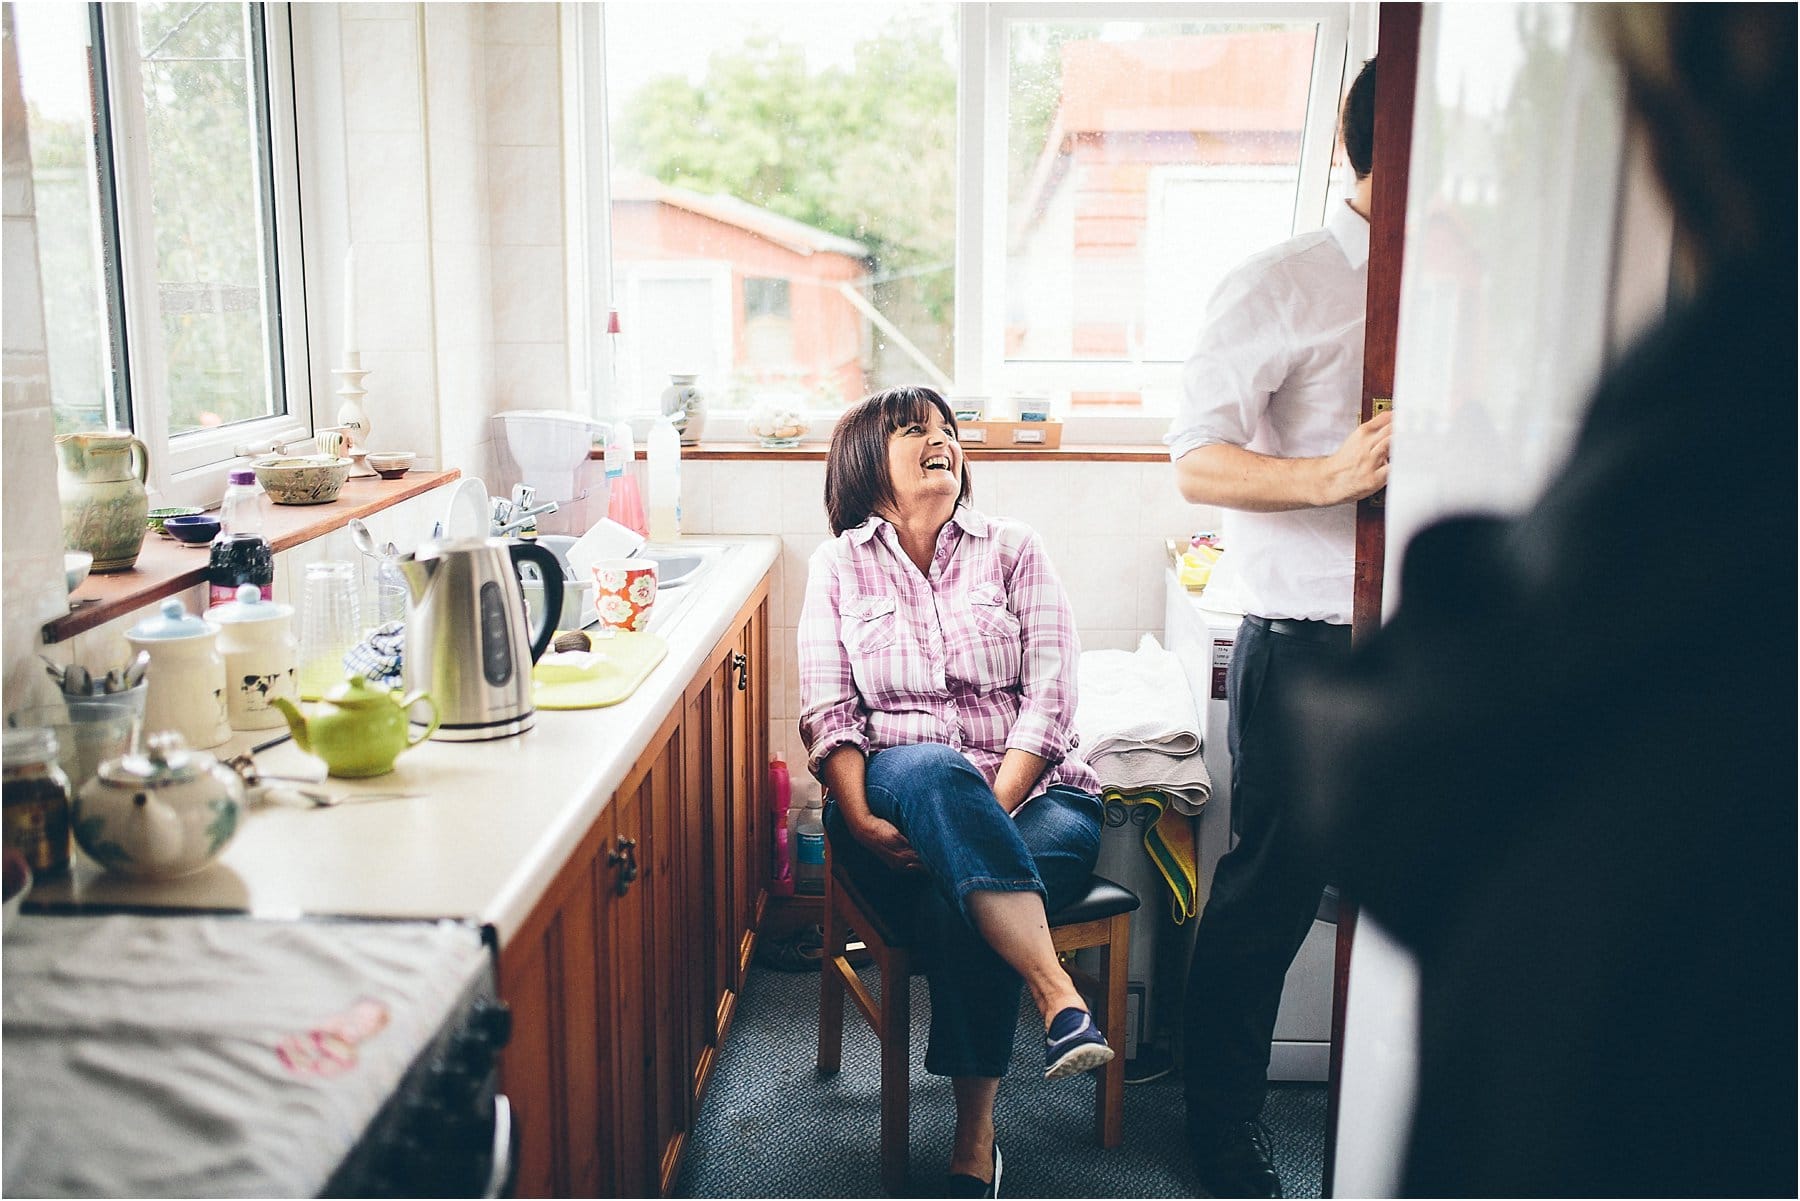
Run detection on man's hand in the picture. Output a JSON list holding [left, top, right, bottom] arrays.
[[1318, 408, 1393, 505], [845, 812, 924, 873], [1173, 408, 1394, 512]]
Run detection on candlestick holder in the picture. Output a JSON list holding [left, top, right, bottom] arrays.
[[332, 350, 372, 450]]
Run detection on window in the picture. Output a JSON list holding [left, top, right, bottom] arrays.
[[13, 2, 309, 500], [565, 2, 1365, 440]]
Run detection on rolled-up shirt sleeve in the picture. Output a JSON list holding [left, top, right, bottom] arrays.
[[797, 542, 868, 780], [1164, 258, 1296, 462], [1002, 528, 1081, 764]]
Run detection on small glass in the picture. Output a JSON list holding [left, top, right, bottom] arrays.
[[297, 561, 360, 700]]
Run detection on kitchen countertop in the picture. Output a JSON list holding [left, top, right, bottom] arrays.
[[28, 535, 780, 948]]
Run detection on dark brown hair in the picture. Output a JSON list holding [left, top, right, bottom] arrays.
[[823, 386, 971, 536], [1342, 57, 1377, 179]]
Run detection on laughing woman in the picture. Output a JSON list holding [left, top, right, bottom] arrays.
[[798, 386, 1110, 1197]]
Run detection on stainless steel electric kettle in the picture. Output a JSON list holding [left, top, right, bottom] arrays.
[[399, 538, 563, 741]]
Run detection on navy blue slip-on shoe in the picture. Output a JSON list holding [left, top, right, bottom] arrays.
[[945, 1141, 1001, 1199], [1044, 1007, 1114, 1079]]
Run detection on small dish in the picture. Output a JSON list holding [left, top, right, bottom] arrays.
[[367, 451, 416, 480], [147, 505, 203, 534], [162, 514, 221, 545], [64, 551, 93, 593]]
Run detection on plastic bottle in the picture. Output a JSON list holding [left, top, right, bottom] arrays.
[[794, 807, 825, 896], [207, 469, 274, 607], [768, 755, 794, 898], [647, 414, 681, 542], [605, 421, 647, 538]]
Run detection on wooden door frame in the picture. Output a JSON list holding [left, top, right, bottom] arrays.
[[1326, 4, 1421, 1195]]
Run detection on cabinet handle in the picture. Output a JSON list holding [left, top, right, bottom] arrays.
[[731, 651, 748, 692], [607, 835, 639, 895]]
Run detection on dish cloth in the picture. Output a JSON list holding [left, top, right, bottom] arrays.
[[343, 620, 404, 689], [1102, 787, 1199, 923]]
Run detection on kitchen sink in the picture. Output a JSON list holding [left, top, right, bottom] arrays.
[[534, 536, 720, 592]]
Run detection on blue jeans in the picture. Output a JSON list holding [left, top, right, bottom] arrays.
[[824, 743, 1102, 1078]]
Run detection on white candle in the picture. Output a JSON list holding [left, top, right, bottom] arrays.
[[342, 246, 358, 356]]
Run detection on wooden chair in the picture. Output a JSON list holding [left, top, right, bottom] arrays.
[[816, 837, 1140, 1193]]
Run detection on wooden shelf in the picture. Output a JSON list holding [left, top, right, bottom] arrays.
[[46, 469, 460, 644]]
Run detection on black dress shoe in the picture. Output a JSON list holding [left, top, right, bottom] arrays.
[[1191, 1120, 1281, 1198], [944, 1141, 1002, 1198]]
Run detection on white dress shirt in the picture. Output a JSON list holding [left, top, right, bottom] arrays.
[[1164, 201, 1369, 624]]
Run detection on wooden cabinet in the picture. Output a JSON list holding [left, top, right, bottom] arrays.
[[500, 584, 771, 1198]]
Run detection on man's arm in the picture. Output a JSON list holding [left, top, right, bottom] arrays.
[[1174, 408, 1393, 512]]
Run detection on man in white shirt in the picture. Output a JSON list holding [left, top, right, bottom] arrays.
[[1164, 58, 1388, 1197]]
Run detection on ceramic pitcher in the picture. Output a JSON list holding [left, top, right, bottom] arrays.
[[56, 432, 150, 572]]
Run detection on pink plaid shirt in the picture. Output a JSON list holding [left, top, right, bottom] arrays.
[[798, 506, 1099, 806]]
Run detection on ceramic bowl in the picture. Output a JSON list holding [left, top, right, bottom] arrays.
[[147, 505, 203, 534], [163, 514, 221, 545], [366, 451, 416, 480], [64, 551, 93, 593], [252, 455, 353, 504]]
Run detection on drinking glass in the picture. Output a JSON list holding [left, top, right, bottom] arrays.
[[297, 561, 360, 700]]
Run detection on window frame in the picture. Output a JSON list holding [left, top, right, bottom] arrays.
[[95, 2, 314, 506], [567, 1, 1372, 445]]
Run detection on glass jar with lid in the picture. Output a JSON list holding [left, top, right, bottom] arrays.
[[3, 727, 72, 877]]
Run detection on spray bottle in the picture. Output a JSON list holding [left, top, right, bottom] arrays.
[[768, 754, 794, 897], [605, 420, 647, 537]]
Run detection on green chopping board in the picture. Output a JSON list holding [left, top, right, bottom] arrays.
[[532, 631, 669, 710]]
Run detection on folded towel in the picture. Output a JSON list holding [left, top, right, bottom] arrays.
[[1076, 634, 1203, 760], [1077, 635, 1210, 814], [1090, 744, 1211, 815], [1102, 787, 1199, 924]]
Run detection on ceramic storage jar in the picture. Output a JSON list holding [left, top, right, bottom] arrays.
[[209, 584, 299, 731], [126, 600, 231, 749]]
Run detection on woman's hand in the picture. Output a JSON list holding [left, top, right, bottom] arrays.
[[820, 743, 923, 873], [845, 811, 924, 874]]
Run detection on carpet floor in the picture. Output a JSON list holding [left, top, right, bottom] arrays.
[[676, 963, 1326, 1198]]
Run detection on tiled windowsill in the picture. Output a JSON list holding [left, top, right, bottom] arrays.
[[45, 470, 460, 645], [591, 442, 1168, 463]]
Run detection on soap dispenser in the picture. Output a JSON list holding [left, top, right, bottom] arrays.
[[646, 415, 681, 542]]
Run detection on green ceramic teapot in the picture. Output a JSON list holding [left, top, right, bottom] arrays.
[[270, 674, 439, 778]]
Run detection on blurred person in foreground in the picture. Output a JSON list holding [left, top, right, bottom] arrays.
[[799, 387, 1109, 1197], [1291, 6, 1796, 1196]]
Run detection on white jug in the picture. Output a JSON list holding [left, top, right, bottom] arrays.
[[208, 584, 298, 731], [126, 600, 231, 749]]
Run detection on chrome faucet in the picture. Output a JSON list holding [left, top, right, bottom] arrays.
[[491, 484, 559, 537]]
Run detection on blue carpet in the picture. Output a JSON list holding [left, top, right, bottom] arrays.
[[677, 964, 1326, 1197]]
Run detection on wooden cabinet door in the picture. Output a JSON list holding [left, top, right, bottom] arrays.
[[499, 807, 616, 1199], [635, 716, 691, 1196], [730, 601, 771, 981], [606, 755, 655, 1200]]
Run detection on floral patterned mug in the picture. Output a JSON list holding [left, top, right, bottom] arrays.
[[591, 558, 658, 633]]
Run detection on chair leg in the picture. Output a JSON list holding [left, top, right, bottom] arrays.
[[818, 857, 846, 1074], [879, 948, 912, 1194], [1096, 913, 1129, 1149]]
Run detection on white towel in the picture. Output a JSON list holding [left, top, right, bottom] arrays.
[[1076, 634, 1212, 815]]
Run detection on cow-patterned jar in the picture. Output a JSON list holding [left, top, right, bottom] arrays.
[[208, 584, 298, 731]]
